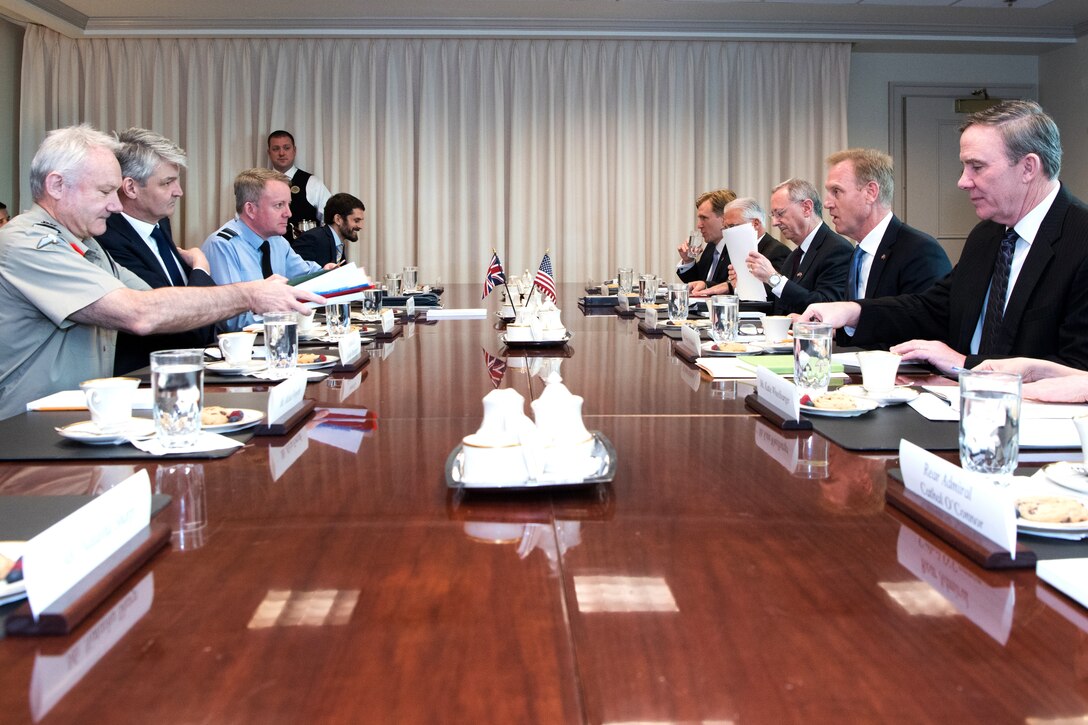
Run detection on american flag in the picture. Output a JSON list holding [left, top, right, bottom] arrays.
[[533, 252, 556, 301], [482, 251, 506, 299], [482, 348, 507, 388]]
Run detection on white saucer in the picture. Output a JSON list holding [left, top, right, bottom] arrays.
[[800, 398, 879, 417], [1042, 461, 1088, 494], [56, 418, 157, 445], [700, 341, 761, 356], [298, 354, 340, 369], [207, 360, 267, 375], [839, 384, 920, 406]]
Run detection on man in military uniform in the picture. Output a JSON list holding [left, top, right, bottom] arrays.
[[267, 130, 332, 241], [0, 124, 323, 419]]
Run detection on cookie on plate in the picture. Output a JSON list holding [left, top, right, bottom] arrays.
[[1016, 496, 1088, 524], [811, 392, 855, 410]]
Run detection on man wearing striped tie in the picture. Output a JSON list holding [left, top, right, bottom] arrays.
[[799, 101, 1088, 374]]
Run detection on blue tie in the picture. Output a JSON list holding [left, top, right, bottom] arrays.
[[979, 228, 1018, 356], [706, 247, 721, 283], [151, 224, 185, 286], [847, 246, 866, 301]]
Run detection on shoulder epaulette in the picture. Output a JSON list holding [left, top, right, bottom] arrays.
[[216, 227, 239, 241]]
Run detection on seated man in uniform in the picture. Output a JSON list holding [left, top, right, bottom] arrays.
[[0, 125, 323, 419]]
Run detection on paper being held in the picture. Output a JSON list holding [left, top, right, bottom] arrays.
[[723, 224, 766, 301]]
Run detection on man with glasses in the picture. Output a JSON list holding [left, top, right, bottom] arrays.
[[694, 197, 789, 297]]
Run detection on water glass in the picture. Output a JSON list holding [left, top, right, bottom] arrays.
[[708, 295, 739, 343], [263, 311, 299, 379], [667, 283, 689, 323], [793, 322, 833, 399], [150, 349, 204, 448], [959, 370, 1021, 476], [385, 273, 403, 297], [325, 303, 352, 339], [155, 463, 208, 551], [638, 274, 658, 306], [402, 265, 419, 291], [688, 230, 705, 258], [617, 267, 634, 295], [361, 289, 383, 320]]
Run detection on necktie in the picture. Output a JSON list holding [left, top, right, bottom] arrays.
[[979, 228, 1018, 356], [788, 247, 803, 277], [847, 246, 867, 301], [151, 224, 185, 286], [259, 240, 274, 278], [706, 247, 721, 283]]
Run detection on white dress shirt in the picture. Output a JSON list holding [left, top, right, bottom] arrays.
[[122, 211, 187, 285]]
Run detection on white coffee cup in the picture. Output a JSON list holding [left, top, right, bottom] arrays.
[[218, 331, 257, 366], [857, 350, 902, 393], [80, 377, 140, 433], [762, 315, 793, 342], [297, 311, 318, 335]]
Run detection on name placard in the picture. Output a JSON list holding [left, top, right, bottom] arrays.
[[679, 324, 701, 356], [22, 471, 151, 618], [405, 297, 416, 318], [756, 365, 800, 421], [899, 439, 1017, 556], [380, 308, 395, 333], [645, 308, 658, 327], [267, 372, 307, 423], [617, 293, 630, 312], [338, 331, 362, 364]]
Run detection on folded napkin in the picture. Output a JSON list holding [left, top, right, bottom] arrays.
[[131, 431, 244, 456], [908, 390, 959, 421]]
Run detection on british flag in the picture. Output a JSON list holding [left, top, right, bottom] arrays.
[[533, 252, 556, 302], [482, 251, 506, 299], [482, 349, 507, 388]]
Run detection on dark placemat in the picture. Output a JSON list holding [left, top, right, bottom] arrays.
[[0, 392, 267, 462], [0, 494, 173, 541], [809, 403, 958, 452]]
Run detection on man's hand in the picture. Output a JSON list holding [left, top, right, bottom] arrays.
[[322, 262, 339, 270], [1023, 377, 1088, 403], [745, 251, 775, 283], [890, 339, 965, 375], [796, 302, 861, 328], [178, 246, 210, 273], [691, 279, 732, 298], [677, 240, 696, 264], [244, 275, 326, 315], [972, 356, 1081, 383], [687, 280, 707, 296]]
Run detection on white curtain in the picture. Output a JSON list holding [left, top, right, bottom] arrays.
[[20, 27, 849, 285]]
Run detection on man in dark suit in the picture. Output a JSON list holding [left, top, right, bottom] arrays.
[[743, 178, 853, 314], [95, 128, 218, 374], [800, 101, 1088, 373], [696, 197, 790, 298], [676, 188, 737, 290], [291, 193, 366, 266]]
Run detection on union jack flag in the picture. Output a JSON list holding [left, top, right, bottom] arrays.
[[482, 348, 507, 388], [533, 252, 556, 302], [482, 251, 506, 299]]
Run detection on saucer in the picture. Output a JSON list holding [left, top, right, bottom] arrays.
[[207, 360, 267, 375], [1043, 461, 1088, 495], [839, 384, 919, 406], [800, 398, 879, 417], [57, 418, 157, 445]]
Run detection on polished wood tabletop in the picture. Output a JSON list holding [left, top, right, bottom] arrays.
[[0, 284, 1086, 724]]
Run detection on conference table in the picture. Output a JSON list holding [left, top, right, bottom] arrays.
[[0, 283, 1086, 724]]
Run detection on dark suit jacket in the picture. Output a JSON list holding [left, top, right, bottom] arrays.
[[774, 223, 853, 315], [677, 240, 730, 286], [853, 186, 1088, 369], [758, 233, 791, 273], [857, 215, 952, 300], [292, 225, 341, 266], [96, 214, 217, 375]]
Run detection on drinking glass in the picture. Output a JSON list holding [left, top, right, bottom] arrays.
[[959, 370, 1021, 476], [793, 322, 833, 399], [385, 273, 403, 297], [150, 349, 204, 448], [361, 289, 383, 321], [708, 295, 739, 343], [402, 266, 419, 291], [667, 283, 689, 323], [155, 463, 207, 551], [617, 267, 634, 295], [263, 311, 299, 379], [688, 230, 705, 259], [638, 274, 658, 306], [325, 303, 352, 339]]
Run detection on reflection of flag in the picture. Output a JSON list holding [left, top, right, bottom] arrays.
[[482, 348, 507, 388], [482, 251, 506, 299], [533, 252, 556, 301]]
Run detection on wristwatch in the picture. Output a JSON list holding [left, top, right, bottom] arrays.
[[768, 273, 784, 288]]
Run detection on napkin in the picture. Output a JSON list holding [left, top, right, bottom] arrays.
[[1037, 560, 1088, 604], [130, 431, 244, 456], [908, 391, 959, 421]]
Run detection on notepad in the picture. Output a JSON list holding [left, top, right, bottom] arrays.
[[737, 354, 844, 376]]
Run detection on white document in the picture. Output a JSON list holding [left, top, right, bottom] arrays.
[[426, 309, 487, 319], [1020, 417, 1080, 449], [723, 224, 766, 301], [27, 389, 153, 412], [694, 358, 759, 379], [898, 440, 1018, 556], [295, 263, 374, 307], [23, 470, 152, 618], [1036, 559, 1088, 610]]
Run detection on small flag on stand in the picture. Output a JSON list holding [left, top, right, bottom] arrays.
[[482, 348, 507, 388], [482, 251, 506, 299], [533, 252, 556, 302]]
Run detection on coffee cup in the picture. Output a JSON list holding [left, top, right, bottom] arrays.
[[762, 315, 792, 342], [857, 350, 902, 393], [297, 311, 318, 336], [80, 377, 140, 433], [218, 331, 257, 366]]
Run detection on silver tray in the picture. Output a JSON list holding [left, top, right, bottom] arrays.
[[500, 332, 572, 347], [445, 432, 616, 490]]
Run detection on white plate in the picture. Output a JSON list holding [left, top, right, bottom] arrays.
[[752, 341, 793, 354], [56, 418, 157, 445], [1015, 494, 1088, 533], [500, 332, 572, 347], [206, 360, 267, 375], [1042, 461, 1088, 495], [800, 398, 879, 417], [298, 354, 340, 369], [202, 408, 265, 433], [700, 341, 761, 356], [839, 384, 920, 406], [662, 319, 710, 328]]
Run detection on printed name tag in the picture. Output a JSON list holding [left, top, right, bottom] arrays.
[[405, 297, 416, 318], [338, 332, 361, 364], [617, 294, 630, 311], [267, 372, 307, 423], [380, 309, 395, 333], [756, 365, 800, 420], [645, 308, 658, 327], [680, 324, 700, 354]]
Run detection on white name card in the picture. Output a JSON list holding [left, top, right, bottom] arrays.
[[338, 331, 362, 364], [405, 297, 416, 318], [756, 365, 800, 421], [617, 293, 630, 312], [679, 324, 701, 355], [380, 308, 395, 333], [22, 470, 151, 618], [899, 439, 1017, 556], [645, 308, 658, 327], [267, 371, 307, 423]]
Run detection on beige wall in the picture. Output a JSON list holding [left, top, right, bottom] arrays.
[[0, 18, 21, 213], [1040, 39, 1088, 199]]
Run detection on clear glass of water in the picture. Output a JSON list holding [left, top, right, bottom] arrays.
[[402, 266, 419, 292], [361, 289, 383, 321], [638, 274, 658, 306], [959, 370, 1021, 476], [793, 322, 833, 399], [617, 267, 634, 295], [667, 283, 689, 323], [385, 273, 403, 297], [688, 230, 705, 259], [325, 303, 352, 339], [150, 349, 204, 448], [708, 294, 739, 343], [262, 311, 299, 379]]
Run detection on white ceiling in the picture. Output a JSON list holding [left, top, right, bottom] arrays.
[[1, 0, 1086, 53]]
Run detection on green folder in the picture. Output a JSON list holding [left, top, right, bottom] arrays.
[[737, 354, 844, 375]]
